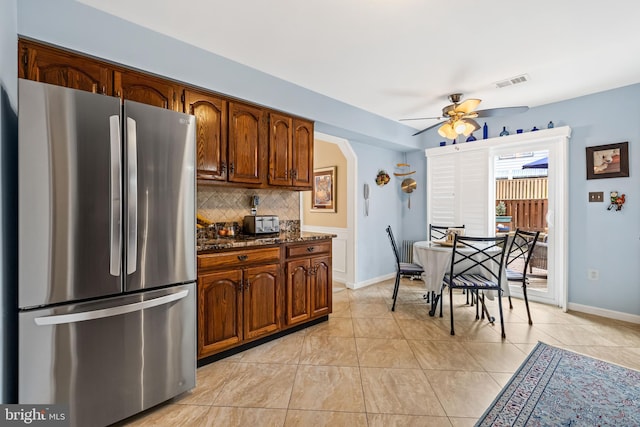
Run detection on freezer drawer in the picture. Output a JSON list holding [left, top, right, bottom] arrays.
[[19, 283, 196, 427]]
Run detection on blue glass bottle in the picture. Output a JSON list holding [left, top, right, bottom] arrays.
[[547, 121, 554, 129], [483, 123, 488, 139], [466, 133, 476, 142], [499, 126, 509, 137]]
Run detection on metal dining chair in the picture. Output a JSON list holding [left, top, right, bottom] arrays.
[[505, 229, 540, 325], [385, 225, 424, 311], [429, 224, 469, 304], [442, 235, 508, 338], [429, 224, 465, 241]]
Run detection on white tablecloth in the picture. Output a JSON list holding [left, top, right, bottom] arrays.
[[412, 241, 509, 298]]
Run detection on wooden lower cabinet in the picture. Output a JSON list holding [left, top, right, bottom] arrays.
[[198, 269, 243, 356], [197, 247, 282, 359], [198, 240, 332, 360], [285, 241, 332, 326], [243, 264, 281, 340]]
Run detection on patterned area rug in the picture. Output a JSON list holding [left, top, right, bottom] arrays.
[[476, 342, 640, 426]]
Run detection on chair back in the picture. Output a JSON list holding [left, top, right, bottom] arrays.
[[429, 224, 465, 241], [449, 235, 508, 285], [506, 229, 540, 273], [385, 225, 401, 270]]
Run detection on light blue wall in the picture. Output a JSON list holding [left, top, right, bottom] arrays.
[[419, 85, 640, 317], [401, 150, 428, 242], [1, 0, 18, 404], [350, 142, 404, 282]]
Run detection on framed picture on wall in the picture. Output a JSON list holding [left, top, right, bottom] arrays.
[[311, 166, 336, 212], [585, 142, 629, 179]]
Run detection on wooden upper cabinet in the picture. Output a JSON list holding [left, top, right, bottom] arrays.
[[292, 119, 314, 188], [19, 40, 112, 94], [228, 101, 266, 185], [185, 90, 228, 181], [268, 113, 293, 186], [114, 69, 183, 111], [268, 114, 314, 189]]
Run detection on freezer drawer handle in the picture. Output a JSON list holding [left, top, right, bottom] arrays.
[[33, 289, 189, 326], [109, 115, 122, 276]]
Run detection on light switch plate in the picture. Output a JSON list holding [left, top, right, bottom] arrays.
[[588, 192, 603, 202]]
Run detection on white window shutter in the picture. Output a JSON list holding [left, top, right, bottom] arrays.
[[457, 151, 489, 235], [427, 148, 490, 236], [427, 154, 455, 227]]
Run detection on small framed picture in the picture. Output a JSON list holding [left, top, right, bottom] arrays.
[[585, 142, 629, 179], [311, 166, 336, 212]]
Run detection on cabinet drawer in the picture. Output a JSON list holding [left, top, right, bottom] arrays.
[[286, 241, 331, 258], [198, 247, 280, 271]]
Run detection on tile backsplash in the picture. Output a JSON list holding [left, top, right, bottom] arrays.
[[197, 187, 301, 223]]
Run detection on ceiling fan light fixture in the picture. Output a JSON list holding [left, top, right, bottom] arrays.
[[462, 121, 476, 136], [453, 120, 467, 134], [437, 122, 457, 139]]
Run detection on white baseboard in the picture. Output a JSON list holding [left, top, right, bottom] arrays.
[[567, 302, 640, 325], [347, 273, 395, 290]]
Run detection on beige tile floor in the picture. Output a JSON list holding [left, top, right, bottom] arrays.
[[117, 278, 640, 427]]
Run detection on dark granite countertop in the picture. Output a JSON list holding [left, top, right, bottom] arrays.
[[197, 231, 336, 253]]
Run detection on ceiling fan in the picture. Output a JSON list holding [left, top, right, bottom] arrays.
[[401, 93, 529, 138]]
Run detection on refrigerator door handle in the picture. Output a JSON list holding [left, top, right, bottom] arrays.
[[126, 117, 138, 274], [33, 289, 189, 326], [109, 115, 122, 276]]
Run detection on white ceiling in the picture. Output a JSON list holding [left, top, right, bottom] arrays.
[[78, 0, 640, 131]]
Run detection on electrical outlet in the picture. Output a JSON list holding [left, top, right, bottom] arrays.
[[588, 192, 603, 202], [587, 269, 599, 280]]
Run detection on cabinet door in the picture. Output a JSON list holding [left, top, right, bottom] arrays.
[[198, 270, 243, 357], [228, 101, 265, 184], [185, 90, 228, 181], [114, 70, 183, 111], [19, 41, 112, 94], [285, 259, 311, 325], [292, 119, 314, 188], [243, 264, 281, 340], [268, 112, 293, 186], [310, 255, 332, 317]]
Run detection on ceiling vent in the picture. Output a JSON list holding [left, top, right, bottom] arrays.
[[495, 74, 530, 88]]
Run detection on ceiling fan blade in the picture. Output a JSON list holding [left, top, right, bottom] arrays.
[[412, 120, 445, 136], [399, 116, 443, 122], [475, 106, 529, 118], [456, 99, 481, 114]]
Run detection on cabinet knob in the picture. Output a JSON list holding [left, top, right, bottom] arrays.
[[238, 254, 248, 261], [306, 246, 315, 252]]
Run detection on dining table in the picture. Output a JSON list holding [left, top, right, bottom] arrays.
[[412, 240, 510, 316]]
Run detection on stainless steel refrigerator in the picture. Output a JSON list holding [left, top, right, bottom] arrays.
[[18, 79, 197, 427]]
